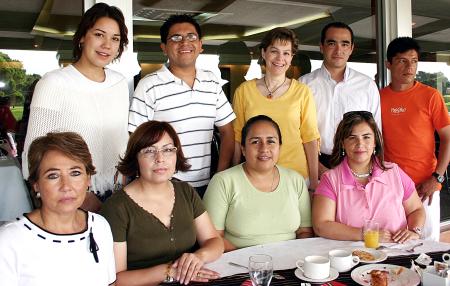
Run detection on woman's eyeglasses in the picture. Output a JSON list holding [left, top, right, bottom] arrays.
[[167, 33, 198, 43], [140, 146, 177, 159], [343, 110, 373, 119]]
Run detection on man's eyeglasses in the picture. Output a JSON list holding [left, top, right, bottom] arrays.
[[167, 33, 198, 43], [140, 146, 177, 159], [343, 110, 373, 119]]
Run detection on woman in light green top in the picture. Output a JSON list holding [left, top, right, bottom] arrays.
[[204, 115, 313, 252]]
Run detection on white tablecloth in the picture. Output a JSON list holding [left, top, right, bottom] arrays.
[[0, 157, 32, 222], [206, 237, 450, 277]]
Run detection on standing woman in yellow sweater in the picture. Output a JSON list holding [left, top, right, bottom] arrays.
[[232, 27, 320, 190]]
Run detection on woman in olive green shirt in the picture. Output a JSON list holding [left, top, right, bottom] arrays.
[[101, 121, 223, 285]]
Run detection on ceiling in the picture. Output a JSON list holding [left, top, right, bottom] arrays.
[[0, 0, 449, 63]]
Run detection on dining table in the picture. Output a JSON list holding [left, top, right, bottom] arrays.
[[0, 156, 32, 224], [181, 237, 450, 286]]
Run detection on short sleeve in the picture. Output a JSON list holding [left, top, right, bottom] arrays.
[[232, 84, 246, 143], [128, 76, 156, 132], [183, 182, 206, 218], [203, 174, 230, 230], [315, 172, 337, 201], [295, 175, 312, 227], [397, 165, 416, 201], [298, 84, 320, 143], [100, 191, 129, 242], [430, 90, 450, 131], [215, 88, 236, 127], [93, 214, 117, 284]]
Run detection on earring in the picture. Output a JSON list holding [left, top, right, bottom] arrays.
[[373, 149, 376, 155], [36, 192, 41, 198], [136, 170, 140, 178], [341, 149, 345, 156], [78, 42, 82, 50]]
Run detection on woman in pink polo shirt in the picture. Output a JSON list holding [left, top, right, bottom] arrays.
[[312, 111, 425, 243]]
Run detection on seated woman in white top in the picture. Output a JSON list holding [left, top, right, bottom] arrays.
[[22, 3, 130, 211], [0, 132, 115, 285], [204, 115, 313, 252]]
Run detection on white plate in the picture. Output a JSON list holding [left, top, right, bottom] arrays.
[[352, 248, 388, 263], [294, 268, 339, 283], [351, 264, 420, 286]]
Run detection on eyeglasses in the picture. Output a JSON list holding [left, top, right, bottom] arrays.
[[167, 33, 198, 43], [139, 146, 177, 159], [343, 110, 373, 119]]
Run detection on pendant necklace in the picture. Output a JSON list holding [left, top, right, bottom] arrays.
[[350, 164, 373, 179], [263, 76, 286, 99]]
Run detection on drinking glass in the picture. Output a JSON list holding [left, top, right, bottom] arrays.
[[364, 220, 380, 248], [248, 254, 273, 286]]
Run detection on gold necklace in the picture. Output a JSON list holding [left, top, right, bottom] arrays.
[[263, 76, 286, 99], [244, 164, 277, 192], [269, 167, 277, 192]]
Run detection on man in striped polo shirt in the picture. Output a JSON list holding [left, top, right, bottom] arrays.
[[128, 14, 236, 197]]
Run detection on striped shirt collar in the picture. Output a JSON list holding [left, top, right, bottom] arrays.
[[157, 64, 208, 86]]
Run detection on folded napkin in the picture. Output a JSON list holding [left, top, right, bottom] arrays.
[[416, 253, 432, 266], [411, 259, 425, 278]]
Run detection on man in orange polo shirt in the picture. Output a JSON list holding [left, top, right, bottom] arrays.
[[381, 37, 450, 241]]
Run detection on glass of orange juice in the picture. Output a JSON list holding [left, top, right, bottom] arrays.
[[363, 220, 379, 248]]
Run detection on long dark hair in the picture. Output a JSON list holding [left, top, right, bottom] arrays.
[[73, 3, 128, 61]]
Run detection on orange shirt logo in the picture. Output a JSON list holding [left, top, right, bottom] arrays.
[[390, 107, 407, 114]]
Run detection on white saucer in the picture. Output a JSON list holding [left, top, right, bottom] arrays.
[[334, 266, 354, 273], [295, 268, 339, 283]]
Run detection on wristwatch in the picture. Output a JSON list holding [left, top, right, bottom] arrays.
[[432, 172, 445, 184], [411, 227, 423, 237]]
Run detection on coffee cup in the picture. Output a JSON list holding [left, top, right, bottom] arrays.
[[442, 253, 450, 265], [328, 249, 360, 272], [296, 255, 330, 280]]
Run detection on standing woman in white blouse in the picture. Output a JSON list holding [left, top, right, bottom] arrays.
[[22, 3, 130, 211]]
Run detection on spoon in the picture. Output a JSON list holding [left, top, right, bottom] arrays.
[[405, 242, 423, 253], [376, 244, 398, 250], [228, 262, 286, 280], [376, 242, 423, 252]]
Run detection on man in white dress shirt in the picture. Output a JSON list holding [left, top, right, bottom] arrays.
[[299, 22, 381, 176]]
